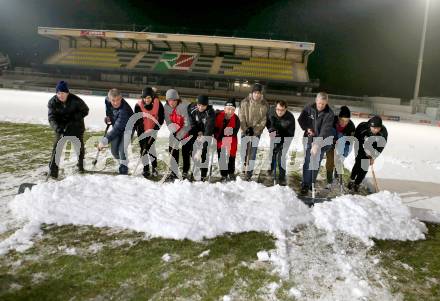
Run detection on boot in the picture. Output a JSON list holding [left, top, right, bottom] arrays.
[[49, 167, 59, 179], [119, 164, 128, 175], [142, 165, 150, 178], [77, 160, 85, 173], [347, 180, 355, 191], [326, 170, 333, 185], [353, 184, 360, 193], [299, 185, 309, 196], [278, 177, 287, 186]]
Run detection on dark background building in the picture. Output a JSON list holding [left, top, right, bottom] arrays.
[[0, 0, 438, 98]]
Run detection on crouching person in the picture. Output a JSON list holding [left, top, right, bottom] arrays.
[[348, 116, 388, 192], [134, 86, 164, 178], [98, 88, 134, 175], [48, 81, 89, 178], [266, 100, 295, 186], [214, 98, 240, 182]]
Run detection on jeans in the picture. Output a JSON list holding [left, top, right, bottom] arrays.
[[49, 132, 85, 177], [302, 142, 331, 188], [110, 134, 129, 174], [241, 135, 260, 176], [270, 138, 292, 180]]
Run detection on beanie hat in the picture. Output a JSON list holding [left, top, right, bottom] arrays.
[[369, 116, 383, 128], [339, 106, 351, 118], [252, 83, 263, 93], [197, 95, 209, 105], [165, 89, 179, 100], [141, 87, 155, 99], [56, 81, 69, 93], [225, 97, 236, 108]]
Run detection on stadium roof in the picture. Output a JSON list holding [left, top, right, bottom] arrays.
[[38, 26, 315, 60]]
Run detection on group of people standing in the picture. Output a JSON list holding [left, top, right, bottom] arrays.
[[47, 81, 388, 195]]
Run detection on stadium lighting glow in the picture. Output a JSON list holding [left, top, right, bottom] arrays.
[[242, 82, 250, 88], [234, 82, 240, 87], [413, 0, 430, 100]]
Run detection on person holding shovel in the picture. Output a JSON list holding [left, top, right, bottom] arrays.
[[214, 97, 241, 182], [48, 80, 89, 179], [98, 88, 134, 175], [187, 95, 216, 181], [298, 92, 335, 196], [266, 100, 295, 186], [134, 86, 164, 178], [348, 116, 388, 192], [324, 105, 355, 191], [239, 83, 268, 181]]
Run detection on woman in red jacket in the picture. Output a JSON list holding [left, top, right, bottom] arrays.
[[214, 98, 240, 182]]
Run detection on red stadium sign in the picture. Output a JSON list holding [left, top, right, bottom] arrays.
[[80, 30, 106, 37]]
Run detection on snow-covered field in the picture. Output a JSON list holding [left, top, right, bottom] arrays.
[[0, 88, 439, 299], [1, 88, 439, 209]]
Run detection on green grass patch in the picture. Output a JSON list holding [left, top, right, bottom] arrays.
[[1, 121, 440, 300]]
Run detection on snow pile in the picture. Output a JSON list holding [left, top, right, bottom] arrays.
[[0, 175, 311, 256], [0, 175, 429, 299], [312, 191, 427, 245]]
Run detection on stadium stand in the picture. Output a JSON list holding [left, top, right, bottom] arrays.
[[33, 26, 318, 96], [53, 48, 123, 68]]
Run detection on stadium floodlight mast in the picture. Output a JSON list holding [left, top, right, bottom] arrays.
[[413, 0, 430, 100]]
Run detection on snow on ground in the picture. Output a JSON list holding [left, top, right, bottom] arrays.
[[2, 88, 440, 184], [0, 174, 427, 299], [313, 191, 427, 245], [0, 88, 438, 298]]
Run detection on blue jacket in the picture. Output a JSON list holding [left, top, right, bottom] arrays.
[[105, 97, 134, 142]]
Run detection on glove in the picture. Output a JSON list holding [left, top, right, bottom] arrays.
[[223, 127, 233, 136], [246, 127, 254, 136], [104, 116, 112, 125], [56, 127, 65, 135], [269, 130, 277, 139]]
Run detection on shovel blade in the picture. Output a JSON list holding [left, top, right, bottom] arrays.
[[18, 183, 37, 194], [298, 196, 332, 207]]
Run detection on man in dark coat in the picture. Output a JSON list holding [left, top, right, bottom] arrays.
[[298, 92, 335, 195], [98, 88, 134, 175], [187, 95, 216, 181], [348, 115, 388, 192], [48, 80, 89, 178], [266, 100, 295, 185], [134, 86, 164, 178]]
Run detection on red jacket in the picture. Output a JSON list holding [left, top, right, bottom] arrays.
[[214, 111, 240, 156]]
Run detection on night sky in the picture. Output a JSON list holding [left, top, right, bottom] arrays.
[[0, 0, 438, 99]]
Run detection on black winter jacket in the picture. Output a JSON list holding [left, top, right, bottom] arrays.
[[48, 93, 89, 136], [187, 103, 216, 136], [298, 103, 335, 141], [266, 106, 296, 138], [355, 121, 388, 156]]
